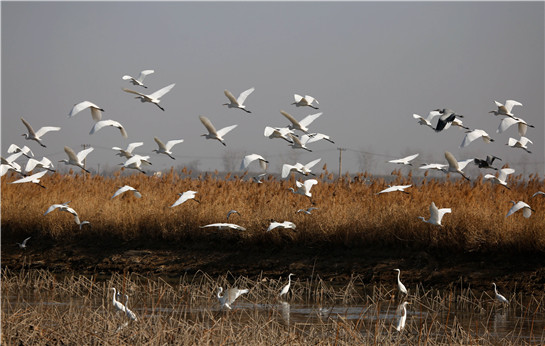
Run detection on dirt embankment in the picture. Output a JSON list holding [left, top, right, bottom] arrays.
[[3, 236, 545, 294]]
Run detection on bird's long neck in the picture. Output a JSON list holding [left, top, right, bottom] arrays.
[[112, 289, 117, 304], [397, 271, 401, 283]]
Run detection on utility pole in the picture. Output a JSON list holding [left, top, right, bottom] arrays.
[[338, 147, 345, 181]]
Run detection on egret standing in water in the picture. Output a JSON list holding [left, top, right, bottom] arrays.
[[279, 273, 295, 298], [492, 283, 509, 305], [393, 269, 408, 295]]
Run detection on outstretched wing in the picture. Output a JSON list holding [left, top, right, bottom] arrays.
[[154, 137, 167, 151], [21, 117, 36, 136], [77, 147, 94, 161], [224, 90, 239, 104], [444, 151, 459, 170], [237, 87, 255, 105], [35, 126, 61, 138], [122, 88, 146, 97], [199, 116, 218, 135], [216, 124, 238, 138], [165, 139, 184, 151], [149, 83, 175, 99], [137, 69, 154, 82], [280, 110, 300, 127], [298, 112, 322, 128]]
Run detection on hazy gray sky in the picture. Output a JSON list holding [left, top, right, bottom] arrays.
[[2, 2, 544, 177]]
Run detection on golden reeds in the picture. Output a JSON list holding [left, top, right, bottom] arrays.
[[2, 171, 544, 252]]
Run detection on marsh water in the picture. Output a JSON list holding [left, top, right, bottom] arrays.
[[5, 285, 545, 344]]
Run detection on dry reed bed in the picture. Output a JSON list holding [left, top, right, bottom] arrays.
[[1, 170, 544, 251], [2, 269, 545, 345]]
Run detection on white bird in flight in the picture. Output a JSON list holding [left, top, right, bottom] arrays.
[[497, 116, 534, 137], [252, 173, 266, 184], [267, 221, 296, 232], [199, 116, 238, 146], [289, 179, 318, 199], [68, 101, 104, 122], [111, 185, 142, 199], [492, 283, 509, 304], [395, 301, 411, 332], [489, 99, 522, 117], [288, 133, 312, 152], [44, 201, 90, 229], [240, 154, 268, 171], [20, 117, 61, 148], [90, 119, 128, 139], [59, 146, 94, 173], [1, 153, 25, 177], [123, 83, 175, 111], [122, 155, 151, 174], [296, 207, 318, 215], [153, 137, 184, 160], [506, 201, 534, 218], [112, 142, 144, 159], [9, 170, 48, 188], [280, 110, 322, 135], [484, 167, 515, 190], [170, 190, 199, 207], [506, 137, 533, 154], [531, 191, 545, 199], [412, 111, 440, 129], [264, 126, 295, 143], [25, 157, 55, 173], [418, 202, 452, 226], [17, 236, 31, 249], [444, 151, 471, 181], [388, 153, 419, 166], [226, 210, 241, 219], [217, 287, 249, 310], [122, 69, 154, 88], [292, 94, 319, 109], [433, 109, 465, 132], [282, 158, 321, 179], [7, 144, 34, 158], [393, 269, 408, 295], [279, 273, 295, 297], [223, 87, 255, 113], [200, 223, 246, 231], [460, 129, 494, 148], [301, 133, 335, 145], [376, 184, 412, 195]]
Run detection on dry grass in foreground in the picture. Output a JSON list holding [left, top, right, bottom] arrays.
[[1, 170, 544, 252], [2, 269, 545, 345]]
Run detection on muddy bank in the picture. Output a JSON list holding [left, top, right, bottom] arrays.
[[3, 236, 545, 294]]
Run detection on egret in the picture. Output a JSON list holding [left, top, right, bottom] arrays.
[[25, 157, 55, 173], [304, 132, 335, 144], [418, 202, 451, 226], [419, 163, 447, 172], [1, 153, 25, 177], [109, 288, 126, 313], [280, 110, 322, 135], [444, 151, 471, 181], [489, 100, 522, 117], [59, 146, 94, 173], [240, 154, 268, 171], [506, 201, 534, 218], [223, 87, 255, 113], [122, 155, 151, 174], [252, 173, 266, 184], [289, 179, 318, 199], [111, 185, 142, 199], [376, 185, 412, 195], [122, 69, 154, 88], [171, 191, 199, 207], [17, 237, 31, 249], [433, 109, 464, 132], [267, 221, 296, 232], [287, 133, 312, 152], [506, 136, 533, 153], [7, 144, 34, 158], [227, 210, 240, 220], [153, 137, 184, 159], [44, 202, 89, 228], [112, 142, 144, 159], [281, 158, 321, 178], [217, 287, 249, 310], [123, 294, 138, 321], [395, 301, 411, 332], [68, 101, 104, 122], [279, 273, 295, 297], [450, 118, 470, 130], [296, 207, 318, 215], [388, 153, 419, 166], [460, 129, 494, 148], [292, 94, 319, 109], [90, 119, 128, 139], [264, 126, 295, 143], [531, 191, 545, 199], [123, 83, 175, 111], [497, 116, 534, 137], [473, 155, 501, 170], [412, 111, 440, 129], [393, 269, 408, 295], [9, 170, 48, 188], [199, 116, 238, 146], [200, 223, 246, 231], [492, 283, 509, 304], [20, 117, 61, 148], [484, 167, 515, 190]]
